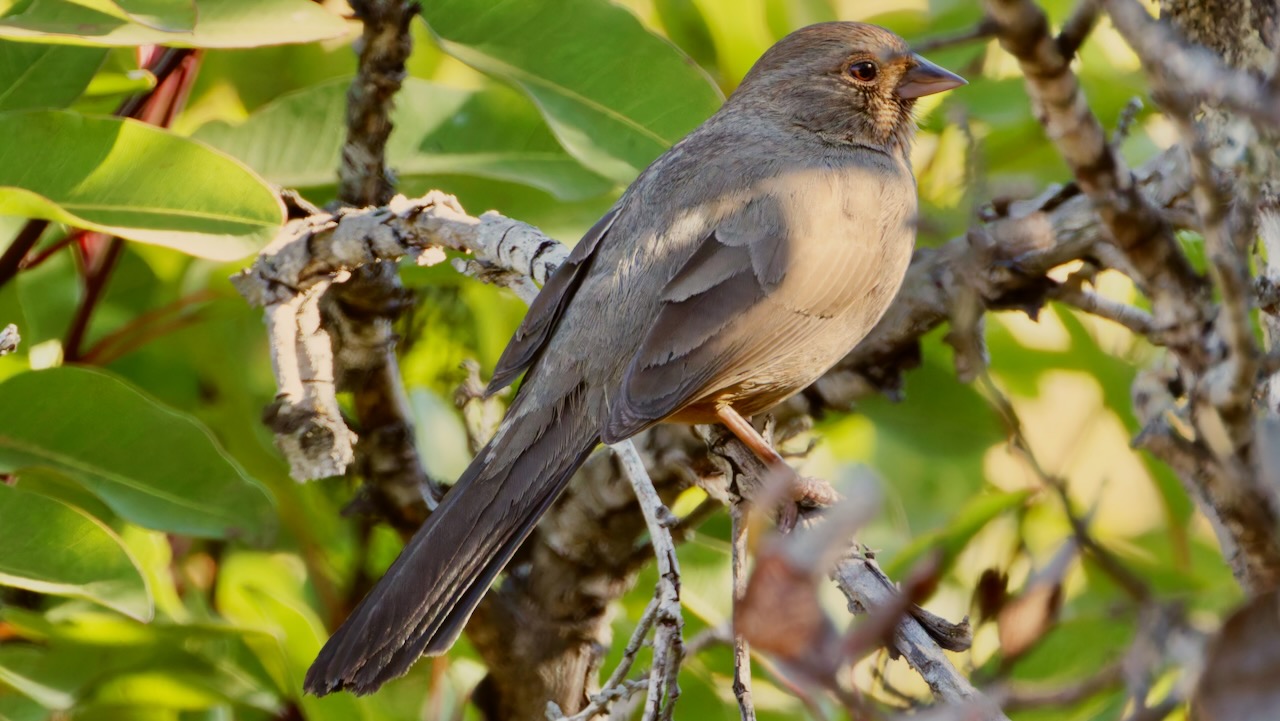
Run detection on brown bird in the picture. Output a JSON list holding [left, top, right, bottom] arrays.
[[306, 21, 964, 696]]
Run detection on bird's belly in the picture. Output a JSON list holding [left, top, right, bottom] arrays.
[[662, 290, 902, 426], [663, 336, 853, 424]]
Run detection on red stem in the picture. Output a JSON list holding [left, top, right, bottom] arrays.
[[18, 231, 83, 273], [0, 220, 50, 290], [64, 237, 124, 361], [79, 289, 216, 365]]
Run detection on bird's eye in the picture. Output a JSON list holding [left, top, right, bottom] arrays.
[[847, 60, 878, 83]]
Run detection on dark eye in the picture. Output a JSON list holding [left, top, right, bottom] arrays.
[[848, 60, 878, 82]]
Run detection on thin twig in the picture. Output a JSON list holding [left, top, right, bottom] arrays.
[[1051, 284, 1156, 336], [729, 499, 757, 721], [612, 440, 685, 721], [549, 597, 661, 721]]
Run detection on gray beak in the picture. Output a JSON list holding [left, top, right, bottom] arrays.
[[896, 55, 967, 99]]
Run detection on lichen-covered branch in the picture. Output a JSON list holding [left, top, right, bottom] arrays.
[[233, 193, 570, 484], [327, 0, 436, 528]]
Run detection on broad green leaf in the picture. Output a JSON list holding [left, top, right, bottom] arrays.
[[885, 490, 1032, 577], [0, 692, 49, 721], [420, 0, 723, 184], [0, 0, 350, 48], [216, 552, 379, 720], [0, 40, 106, 111], [73, 0, 196, 32], [193, 78, 613, 201], [0, 608, 280, 713], [0, 646, 74, 710], [0, 483, 150, 620], [0, 367, 276, 542], [0, 110, 283, 261]]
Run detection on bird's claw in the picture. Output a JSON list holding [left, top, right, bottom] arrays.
[[777, 475, 839, 533]]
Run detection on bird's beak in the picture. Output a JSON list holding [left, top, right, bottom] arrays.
[[896, 55, 967, 99]]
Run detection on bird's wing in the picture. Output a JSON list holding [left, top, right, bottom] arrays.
[[487, 206, 621, 394], [603, 167, 910, 440]]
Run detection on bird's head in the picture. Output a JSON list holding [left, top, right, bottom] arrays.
[[731, 22, 966, 154]]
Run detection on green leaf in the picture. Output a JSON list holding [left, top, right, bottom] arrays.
[[0, 40, 106, 111], [73, 0, 196, 33], [885, 490, 1032, 577], [0, 367, 276, 542], [215, 552, 379, 719], [0, 692, 49, 721], [0, 646, 74, 711], [420, 0, 723, 183], [0, 0, 350, 48], [193, 77, 613, 201], [0, 483, 151, 620], [0, 609, 280, 714], [0, 110, 283, 261]]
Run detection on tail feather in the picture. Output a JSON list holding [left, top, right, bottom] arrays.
[[304, 385, 599, 696]]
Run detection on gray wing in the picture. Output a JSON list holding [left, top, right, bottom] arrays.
[[603, 173, 906, 440], [487, 206, 621, 394]]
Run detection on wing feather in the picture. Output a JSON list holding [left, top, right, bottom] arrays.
[[487, 207, 621, 394], [603, 168, 909, 441]]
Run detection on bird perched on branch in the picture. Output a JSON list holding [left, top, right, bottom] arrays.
[[306, 21, 964, 696]]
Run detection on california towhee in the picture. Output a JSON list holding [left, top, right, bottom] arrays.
[[306, 21, 964, 695]]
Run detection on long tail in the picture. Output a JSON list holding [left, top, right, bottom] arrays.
[[304, 384, 599, 696]]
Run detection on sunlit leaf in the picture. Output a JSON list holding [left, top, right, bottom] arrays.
[[0, 367, 276, 542], [0, 483, 151, 620], [215, 552, 378, 719], [0, 608, 280, 713], [0, 110, 283, 261], [193, 78, 613, 201], [0, 692, 48, 721], [0, 40, 106, 111], [420, 0, 723, 183], [68, 0, 195, 32], [0, 0, 350, 48]]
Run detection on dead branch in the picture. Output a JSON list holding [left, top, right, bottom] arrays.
[[327, 0, 438, 529]]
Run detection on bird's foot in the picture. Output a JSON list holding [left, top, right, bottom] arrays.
[[777, 475, 839, 533]]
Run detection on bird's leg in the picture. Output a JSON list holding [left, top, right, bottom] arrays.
[[716, 404, 787, 466], [715, 405, 835, 531]]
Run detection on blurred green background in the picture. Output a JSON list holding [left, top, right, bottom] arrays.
[[0, 0, 1230, 719]]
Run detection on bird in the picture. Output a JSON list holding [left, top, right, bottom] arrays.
[[305, 21, 964, 696]]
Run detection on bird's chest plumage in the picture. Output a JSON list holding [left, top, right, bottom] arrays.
[[667, 156, 918, 418]]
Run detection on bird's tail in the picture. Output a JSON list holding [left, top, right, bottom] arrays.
[[304, 383, 599, 696]]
